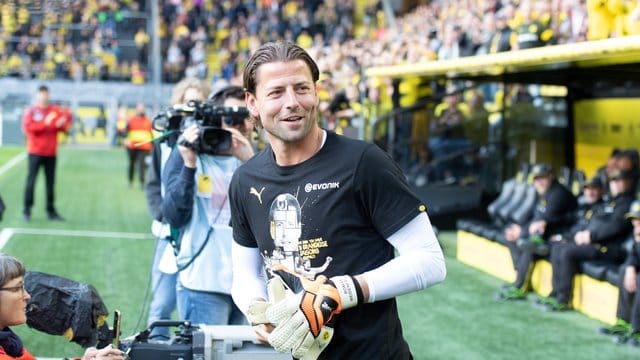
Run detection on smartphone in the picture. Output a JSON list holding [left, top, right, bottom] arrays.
[[113, 310, 122, 348]]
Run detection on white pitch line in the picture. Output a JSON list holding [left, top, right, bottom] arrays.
[[0, 227, 150, 251], [0, 228, 15, 249], [0, 151, 27, 175], [10, 227, 151, 239]]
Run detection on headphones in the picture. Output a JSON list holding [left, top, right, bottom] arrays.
[[208, 85, 245, 106]]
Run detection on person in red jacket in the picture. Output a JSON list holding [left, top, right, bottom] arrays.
[[0, 253, 124, 360], [21, 85, 71, 222], [125, 103, 153, 189]]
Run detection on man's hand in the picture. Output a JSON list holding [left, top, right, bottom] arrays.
[[44, 111, 58, 126], [225, 127, 255, 162], [82, 344, 125, 360], [623, 266, 637, 293], [177, 124, 199, 168], [505, 224, 522, 242], [55, 110, 70, 129], [253, 323, 274, 344], [574, 230, 591, 245], [528, 220, 546, 236], [246, 268, 341, 360]]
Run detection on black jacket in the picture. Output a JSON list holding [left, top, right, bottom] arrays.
[[561, 198, 605, 240], [530, 180, 577, 236], [587, 191, 634, 244]]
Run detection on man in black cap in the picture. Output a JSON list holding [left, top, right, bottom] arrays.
[[598, 199, 640, 347], [548, 175, 605, 244], [496, 163, 577, 300], [538, 169, 635, 311]]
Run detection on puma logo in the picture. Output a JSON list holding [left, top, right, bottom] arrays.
[[250, 186, 265, 204]]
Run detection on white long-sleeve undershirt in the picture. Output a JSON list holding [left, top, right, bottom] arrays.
[[231, 211, 446, 314], [231, 242, 268, 315], [361, 211, 446, 302]]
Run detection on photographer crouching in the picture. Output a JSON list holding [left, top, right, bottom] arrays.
[[160, 86, 254, 326]]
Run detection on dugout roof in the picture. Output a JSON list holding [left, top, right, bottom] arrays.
[[365, 35, 640, 86]]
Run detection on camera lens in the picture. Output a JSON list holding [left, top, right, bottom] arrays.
[[222, 115, 235, 126], [200, 127, 232, 154], [202, 128, 223, 145]]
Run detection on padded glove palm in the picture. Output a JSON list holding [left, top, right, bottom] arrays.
[[247, 264, 361, 359]]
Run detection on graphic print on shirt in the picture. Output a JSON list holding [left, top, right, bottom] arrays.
[[265, 193, 332, 279]]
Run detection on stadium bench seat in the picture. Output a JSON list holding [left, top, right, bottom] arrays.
[[508, 185, 536, 224], [480, 225, 502, 242], [455, 219, 476, 232], [558, 166, 572, 189], [580, 260, 615, 281], [605, 267, 621, 287], [456, 229, 620, 324], [497, 181, 530, 225], [487, 178, 516, 221], [570, 169, 586, 197]]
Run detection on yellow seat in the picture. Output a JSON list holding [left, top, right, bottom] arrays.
[[456, 230, 618, 324]]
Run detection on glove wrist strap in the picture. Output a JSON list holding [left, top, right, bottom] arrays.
[[329, 275, 362, 310]]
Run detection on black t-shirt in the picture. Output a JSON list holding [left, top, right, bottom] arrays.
[[229, 131, 425, 359]]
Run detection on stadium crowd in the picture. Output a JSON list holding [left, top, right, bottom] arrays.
[[2, 0, 640, 86], [3, 0, 640, 151]]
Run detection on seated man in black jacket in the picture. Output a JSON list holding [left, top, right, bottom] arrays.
[[539, 169, 636, 311], [496, 163, 577, 300], [598, 199, 640, 347], [551, 175, 606, 244]]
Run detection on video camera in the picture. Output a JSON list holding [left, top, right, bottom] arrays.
[[118, 320, 290, 360], [152, 100, 249, 154]]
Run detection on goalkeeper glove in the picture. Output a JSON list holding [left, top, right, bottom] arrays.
[[246, 269, 336, 360], [269, 264, 362, 336], [246, 274, 288, 326], [266, 265, 363, 356]]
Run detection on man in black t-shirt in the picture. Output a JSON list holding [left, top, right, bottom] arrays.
[[229, 41, 446, 360]]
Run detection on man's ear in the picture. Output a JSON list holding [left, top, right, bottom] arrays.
[[245, 92, 260, 118], [245, 92, 262, 128]]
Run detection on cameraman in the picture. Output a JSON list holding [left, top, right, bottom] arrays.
[[144, 78, 212, 339], [161, 85, 254, 325]]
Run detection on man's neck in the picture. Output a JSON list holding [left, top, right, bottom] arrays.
[[272, 127, 325, 167]]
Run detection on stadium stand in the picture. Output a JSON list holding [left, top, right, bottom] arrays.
[[0, 1, 636, 87], [2, 0, 640, 144]]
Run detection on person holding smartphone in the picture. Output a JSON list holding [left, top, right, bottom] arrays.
[[0, 253, 124, 360]]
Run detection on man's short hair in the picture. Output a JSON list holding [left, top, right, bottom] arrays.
[[38, 85, 49, 92], [242, 41, 319, 95]]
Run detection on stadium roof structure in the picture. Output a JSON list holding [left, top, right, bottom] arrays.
[[365, 35, 640, 86]]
